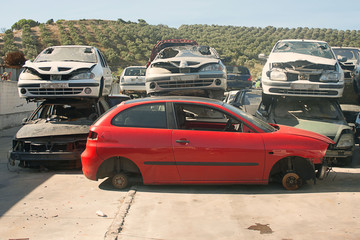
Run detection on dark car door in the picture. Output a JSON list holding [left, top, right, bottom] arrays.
[[171, 103, 266, 182]]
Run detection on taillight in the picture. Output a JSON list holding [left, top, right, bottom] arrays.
[[88, 131, 98, 140], [248, 76, 252, 81]]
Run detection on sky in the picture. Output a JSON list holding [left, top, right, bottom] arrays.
[[1, 0, 360, 31]]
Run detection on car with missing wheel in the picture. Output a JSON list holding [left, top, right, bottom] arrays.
[[8, 97, 110, 169], [260, 39, 344, 98], [146, 45, 227, 100], [18, 45, 113, 99], [81, 96, 334, 190]]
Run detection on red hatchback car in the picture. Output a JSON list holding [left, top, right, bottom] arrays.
[[81, 97, 333, 190]]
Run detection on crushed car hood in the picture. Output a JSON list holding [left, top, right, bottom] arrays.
[[16, 119, 92, 139], [23, 61, 96, 75], [268, 52, 337, 66]]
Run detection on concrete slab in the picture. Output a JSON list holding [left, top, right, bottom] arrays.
[[117, 165, 360, 240]]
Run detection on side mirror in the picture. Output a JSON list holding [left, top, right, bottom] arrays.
[[258, 53, 268, 60], [21, 118, 28, 125]]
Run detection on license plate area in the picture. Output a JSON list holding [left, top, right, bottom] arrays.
[[171, 75, 199, 81], [40, 83, 69, 88], [291, 83, 319, 90]]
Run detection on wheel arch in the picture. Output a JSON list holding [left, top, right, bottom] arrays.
[[96, 156, 142, 180], [267, 156, 316, 183]]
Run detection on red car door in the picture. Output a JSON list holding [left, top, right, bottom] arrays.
[[172, 129, 266, 182]]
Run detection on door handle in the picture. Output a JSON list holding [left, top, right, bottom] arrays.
[[176, 139, 189, 144]]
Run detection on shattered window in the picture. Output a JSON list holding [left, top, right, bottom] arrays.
[[35, 46, 98, 63], [273, 41, 334, 59]]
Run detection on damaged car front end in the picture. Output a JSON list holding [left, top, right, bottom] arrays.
[[261, 40, 344, 98], [146, 45, 227, 100], [18, 45, 113, 99], [9, 98, 109, 168]]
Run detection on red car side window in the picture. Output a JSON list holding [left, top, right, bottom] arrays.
[[111, 103, 167, 129]]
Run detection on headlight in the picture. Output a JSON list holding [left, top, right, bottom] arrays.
[[70, 72, 95, 80], [270, 71, 287, 81], [20, 69, 41, 80], [320, 72, 341, 82], [200, 64, 224, 72], [336, 133, 354, 148]]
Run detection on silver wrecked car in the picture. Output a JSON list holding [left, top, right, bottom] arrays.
[[260, 39, 344, 98], [18, 45, 113, 99], [146, 45, 227, 100]]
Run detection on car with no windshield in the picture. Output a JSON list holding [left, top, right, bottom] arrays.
[[81, 97, 334, 190], [9, 97, 110, 169], [260, 39, 344, 98], [18, 45, 112, 99], [146, 45, 227, 100]]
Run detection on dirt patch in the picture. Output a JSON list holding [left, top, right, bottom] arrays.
[[247, 223, 273, 234]]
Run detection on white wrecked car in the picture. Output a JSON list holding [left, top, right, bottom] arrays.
[[119, 66, 146, 95], [18, 45, 112, 99], [260, 39, 344, 98], [146, 45, 227, 100]]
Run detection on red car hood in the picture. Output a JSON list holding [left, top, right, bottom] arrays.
[[273, 124, 335, 144]]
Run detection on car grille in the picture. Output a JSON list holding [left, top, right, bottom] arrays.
[[28, 88, 83, 95], [19, 138, 87, 153], [269, 88, 339, 96], [287, 73, 322, 82], [157, 79, 214, 88]]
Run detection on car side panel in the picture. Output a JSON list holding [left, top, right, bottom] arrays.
[[94, 126, 180, 183], [172, 130, 266, 181]]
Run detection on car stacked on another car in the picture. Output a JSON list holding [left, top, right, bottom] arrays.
[[10, 45, 115, 169], [119, 66, 147, 96], [18, 45, 113, 99], [258, 39, 355, 166], [260, 39, 344, 98], [146, 45, 227, 100]]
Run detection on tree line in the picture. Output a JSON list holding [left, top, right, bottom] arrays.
[[1, 18, 360, 77]]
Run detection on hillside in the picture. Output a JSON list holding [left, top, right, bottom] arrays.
[[1, 19, 360, 77]]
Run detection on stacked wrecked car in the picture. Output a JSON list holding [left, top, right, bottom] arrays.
[[258, 39, 355, 165], [9, 45, 113, 169]]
